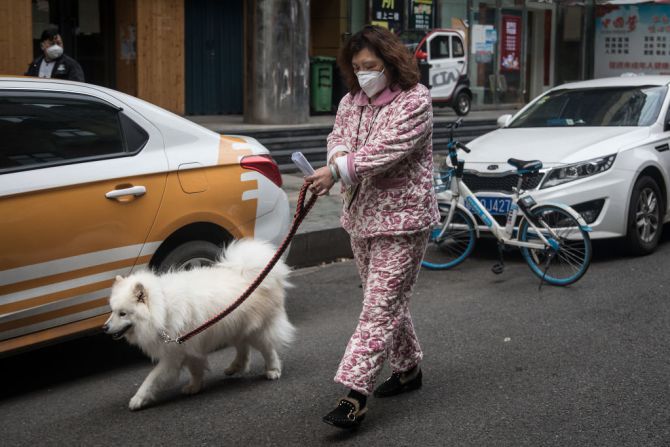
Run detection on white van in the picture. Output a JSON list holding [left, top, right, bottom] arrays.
[[401, 29, 472, 115]]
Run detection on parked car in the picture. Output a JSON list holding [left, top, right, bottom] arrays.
[[400, 28, 472, 116], [0, 77, 290, 355], [456, 75, 670, 255]]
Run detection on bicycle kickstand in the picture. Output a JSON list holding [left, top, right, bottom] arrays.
[[538, 249, 557, 291], [491, 242, 505, 275]]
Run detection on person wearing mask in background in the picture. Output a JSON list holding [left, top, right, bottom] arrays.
[[305, 25, 439, 429], [25, 28, 85, 82]]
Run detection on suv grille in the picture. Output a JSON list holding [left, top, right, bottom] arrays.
[[463, 171, 544, 193]]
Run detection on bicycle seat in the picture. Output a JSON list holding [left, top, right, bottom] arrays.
[[507, 158, 543, 173]]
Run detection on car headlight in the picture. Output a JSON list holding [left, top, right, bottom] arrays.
[[541, 154, 616, 189]]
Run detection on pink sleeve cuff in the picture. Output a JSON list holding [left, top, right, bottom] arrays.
[[333, 156, 351, 186], [327, 144, 349, 164], [347, 152, 360, 184], [335, 153, 360, 186]]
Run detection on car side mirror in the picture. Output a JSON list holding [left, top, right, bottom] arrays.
[[416, 50, 428, 61], [497, 114, 512, 128]]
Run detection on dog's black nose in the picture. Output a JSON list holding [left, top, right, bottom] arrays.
[[102, 324, 109, 333]]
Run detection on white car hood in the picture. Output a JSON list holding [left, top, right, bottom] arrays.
[[465, 127, 651, 169]]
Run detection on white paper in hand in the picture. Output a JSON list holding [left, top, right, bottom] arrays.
[[291, 152, 315, 176]]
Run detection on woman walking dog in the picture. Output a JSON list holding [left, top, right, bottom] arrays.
[[305, 25, 439, 429]]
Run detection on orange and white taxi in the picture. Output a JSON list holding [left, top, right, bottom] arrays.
[[0, 77, 290, 355]]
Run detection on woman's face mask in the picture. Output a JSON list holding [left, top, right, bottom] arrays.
[[352, 48, 388, 98], [356, 68, 387, 98]]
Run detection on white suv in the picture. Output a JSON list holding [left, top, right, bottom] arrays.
[[400, 29, 472, 116]]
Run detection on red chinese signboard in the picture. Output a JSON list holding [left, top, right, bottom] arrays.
[[500, 14, 521, 72]]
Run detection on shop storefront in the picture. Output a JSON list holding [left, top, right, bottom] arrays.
[[349, 0, 568, 109], [18, 0, 249, 116], [437, 0, 557, 108]]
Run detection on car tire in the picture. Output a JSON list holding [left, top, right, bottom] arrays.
[[157, 240, 222, 272], [453, 92, 471, 116], [624, 176, 664, 256]]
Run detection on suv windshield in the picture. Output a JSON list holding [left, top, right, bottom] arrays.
[[509, 85, 668, 128]]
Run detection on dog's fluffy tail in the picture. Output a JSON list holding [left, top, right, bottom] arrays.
[[268, 309, 296, 348], [217, 238, 291, 289]]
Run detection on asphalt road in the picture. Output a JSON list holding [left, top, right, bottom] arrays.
[[2, 238, 670, 446]]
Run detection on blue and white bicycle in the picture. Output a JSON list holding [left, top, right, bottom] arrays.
[[422, 119, 592, 286]]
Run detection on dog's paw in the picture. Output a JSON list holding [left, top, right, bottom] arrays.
[[129, 395, 149, 411], [265, 369, 281, 380], [181, 382, 202, 395]]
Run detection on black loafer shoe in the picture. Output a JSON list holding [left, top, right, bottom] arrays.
[[373, 368, 422, 398], [322, 397, 368, 429]]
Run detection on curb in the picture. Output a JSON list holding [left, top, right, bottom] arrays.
[[285, 227, 353, 268]]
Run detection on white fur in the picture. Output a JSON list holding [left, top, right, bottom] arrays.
[[104, 239, 295, 411]]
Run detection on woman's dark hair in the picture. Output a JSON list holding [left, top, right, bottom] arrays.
[[338, 25, 420, 94]]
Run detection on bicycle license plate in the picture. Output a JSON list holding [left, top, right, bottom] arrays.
[[466, 196, 512, 216]]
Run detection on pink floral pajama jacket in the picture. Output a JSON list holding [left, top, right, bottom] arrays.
[[328, 83, 440, 395]]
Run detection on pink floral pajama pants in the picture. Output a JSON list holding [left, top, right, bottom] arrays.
[[334, 230, 430, 395]]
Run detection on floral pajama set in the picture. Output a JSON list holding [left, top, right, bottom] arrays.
[[327, 83, 440, 395]]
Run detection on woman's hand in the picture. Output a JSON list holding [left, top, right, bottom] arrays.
[[305, 166, 335, 196]]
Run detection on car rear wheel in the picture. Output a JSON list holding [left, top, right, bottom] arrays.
[[453, 92, 471, 116], [624, 176, 664, 256], [157, 240, 222, 272]]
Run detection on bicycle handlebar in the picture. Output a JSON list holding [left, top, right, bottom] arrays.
[[446, 119, 471, 153], [456, 142, 471, 153], [447, 141, 471, 154]]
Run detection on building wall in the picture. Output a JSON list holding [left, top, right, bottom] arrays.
[[311, 0, 348, 57], [136, 0, 185, 114], [0, 0, 32, 76]]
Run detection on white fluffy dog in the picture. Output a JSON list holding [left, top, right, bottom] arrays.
[[103, 239, 295, 411]]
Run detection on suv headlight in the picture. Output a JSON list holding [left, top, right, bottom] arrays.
[[541, 154, 616, 189]]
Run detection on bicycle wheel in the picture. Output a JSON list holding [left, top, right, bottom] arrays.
[[519, 205, 592, 286], [422, 203, 476, 270]]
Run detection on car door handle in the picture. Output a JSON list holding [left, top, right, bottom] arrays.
[[105, 186, 146, 200]]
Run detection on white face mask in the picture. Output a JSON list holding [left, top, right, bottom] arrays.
[[45, 44, 63, 60], [356, 68, 387, 98]]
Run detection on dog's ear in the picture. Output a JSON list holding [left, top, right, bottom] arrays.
[[134, 282, 147, 304], [115, 275, 123, 283]]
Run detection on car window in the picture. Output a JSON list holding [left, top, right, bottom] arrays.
[[429, 35, 450, 59], [0, 92, 146, 173], [452, 36, 465, 58], [120, 113, 149, 152], [509, 86, 668, 128]]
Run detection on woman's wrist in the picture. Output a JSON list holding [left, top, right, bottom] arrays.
[[328, 163, 339, 182]]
